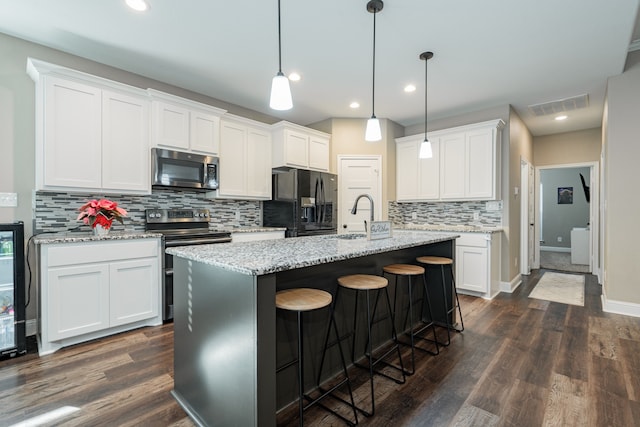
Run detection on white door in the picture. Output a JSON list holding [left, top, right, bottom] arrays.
[[246, 128, 272, 198], [219, 120, 247, 197], [338, 156, 382, 234]]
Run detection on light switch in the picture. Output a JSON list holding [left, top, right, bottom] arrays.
[[0, 192, 18, 207]]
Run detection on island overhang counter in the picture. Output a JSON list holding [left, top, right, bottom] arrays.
[[167, 229, 459, 427]]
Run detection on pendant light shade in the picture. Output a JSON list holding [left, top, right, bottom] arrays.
[[365, 116, 382, 142], [270, 0, 292, 110], [419, 51, 434, 159], [365, 0, 383, 142], [270, 72, 292, 110]]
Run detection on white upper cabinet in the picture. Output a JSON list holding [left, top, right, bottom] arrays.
[[395, 137, 440, 201], [395, 119, 504, 202], [148, 89, 226, 155], [215, 115, 272, 200], [271, 121, 331, 172], [28, 58, 151, 194]]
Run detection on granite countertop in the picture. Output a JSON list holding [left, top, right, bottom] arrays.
[[394, 223, 503, 234], [224, 226, 287, 233], [167, 229, 459, 276], [32, 230, 162, 245]]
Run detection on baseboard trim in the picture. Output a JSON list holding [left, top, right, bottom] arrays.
[[500, 274, 522, 293], [540, 246, 571, 253], [601, 294, 640, 318]]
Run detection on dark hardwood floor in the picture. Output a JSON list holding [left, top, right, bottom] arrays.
[[2, 270, 640, 426]]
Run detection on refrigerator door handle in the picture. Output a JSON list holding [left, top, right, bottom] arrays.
[[314, 178, 320, 223], [319, 177, 325, 223]]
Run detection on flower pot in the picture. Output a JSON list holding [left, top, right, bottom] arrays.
[[93, 225, 110, 236]]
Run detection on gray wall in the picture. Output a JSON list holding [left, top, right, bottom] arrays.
[[540, 167, 590, 249]]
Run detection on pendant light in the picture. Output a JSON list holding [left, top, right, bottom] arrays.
[[419, 51, 434, 158], [365, 0, 383, 142], [270, 0, 292, 110]]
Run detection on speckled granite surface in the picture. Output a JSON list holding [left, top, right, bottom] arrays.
[[167, 229, 459, 276], [394, 223, 503, 233], [226, 227, 287, 233], [32, 230, 162, 245]]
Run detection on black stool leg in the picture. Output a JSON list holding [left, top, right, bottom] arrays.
[[439, 264, 453, 346], [419, 272, 440, 355], [450, 265, 465, 332], [297, 311, 304, 427]]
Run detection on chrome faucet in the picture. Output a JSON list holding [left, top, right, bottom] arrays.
[[351, 194, 375, 223]]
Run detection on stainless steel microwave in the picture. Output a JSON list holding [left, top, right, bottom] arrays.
[[151, 148, 219, 191]]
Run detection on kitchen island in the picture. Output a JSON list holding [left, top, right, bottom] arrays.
[[167, 229, 458, 427]]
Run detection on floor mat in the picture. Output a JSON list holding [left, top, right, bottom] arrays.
[[528, 271, 585, 306]]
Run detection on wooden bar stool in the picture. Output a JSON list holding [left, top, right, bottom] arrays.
[[276, 288, 358, 426], [382, 264, 439, 376], [319, 274, 405, 417], [416, 256, 465, 347]]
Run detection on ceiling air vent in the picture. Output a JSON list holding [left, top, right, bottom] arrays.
[[528, 94, 589, 117]]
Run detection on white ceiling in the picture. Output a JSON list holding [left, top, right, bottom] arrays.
[[1, 0, 638, 136]]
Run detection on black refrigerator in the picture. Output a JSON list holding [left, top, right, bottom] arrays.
[[0, 222, 26, 359], [263, 167, 337, 237]]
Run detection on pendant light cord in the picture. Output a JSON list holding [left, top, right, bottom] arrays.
[[424, 55, 428, 141], [277, 0, 283, 73], [371, 9, 377, 117]]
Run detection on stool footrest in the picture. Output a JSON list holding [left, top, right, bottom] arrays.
[[305, 379, 357, 427]]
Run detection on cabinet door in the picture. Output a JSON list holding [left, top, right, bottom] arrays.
[[418, 139, 440, 200], [246, 128, 272, 199], [219, 120, 247, 197], [465, 128, 494, 199], [102, 90, 150, 193], [283, 130, 309, 168], [396, 140, 420, 201], [48, 264, 110, 340], [109, 258, 159, 326], [153, 101, 190, 150], [308, 135, 330, 171], [456, 245, 489, 293], [43, 76, 102, 190], [440, 132, 466, 199], [190, 110, 220, 154]]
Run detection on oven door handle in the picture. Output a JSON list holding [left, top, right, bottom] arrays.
[[165, 268, 174, 276], [164, 237, 232, 247]]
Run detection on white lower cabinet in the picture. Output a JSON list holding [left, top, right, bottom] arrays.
[[455, 232, 501, 298], [38, 238, 162, 355]]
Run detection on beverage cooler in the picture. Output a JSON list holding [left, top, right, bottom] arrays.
[[0, 222, 26, 359]]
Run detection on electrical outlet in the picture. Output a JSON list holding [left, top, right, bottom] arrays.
[[0, 192, 18, 207], [557, 236, 562, 242], [473, 212, 480, 221], [235, 211, 241, 221], [485, 201, 502, 211], [514, 257, 518, 267], [411, 212, 417, 220]]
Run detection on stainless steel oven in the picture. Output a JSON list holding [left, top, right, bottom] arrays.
[[145, 208, 231, 321]]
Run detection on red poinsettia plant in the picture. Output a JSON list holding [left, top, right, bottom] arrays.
[[77, 199, 127, 229]]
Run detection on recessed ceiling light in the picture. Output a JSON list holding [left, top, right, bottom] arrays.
[[288, 72, 301, 82], [125, 0, 149, 12], [555, 115, 568, 121], [404, 84, 416, 93], [349, 102, 360, 109]]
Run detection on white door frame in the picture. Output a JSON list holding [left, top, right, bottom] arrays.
[[520, 158, 534, 274], [337, 155, 383, 234], [533, 161, 600, 277]]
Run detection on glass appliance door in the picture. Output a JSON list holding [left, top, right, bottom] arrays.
[[0, 231, 16, 352]]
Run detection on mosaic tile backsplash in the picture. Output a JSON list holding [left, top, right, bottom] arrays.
[[34, 189, 261, 233], [388, 201, 502, 227]]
